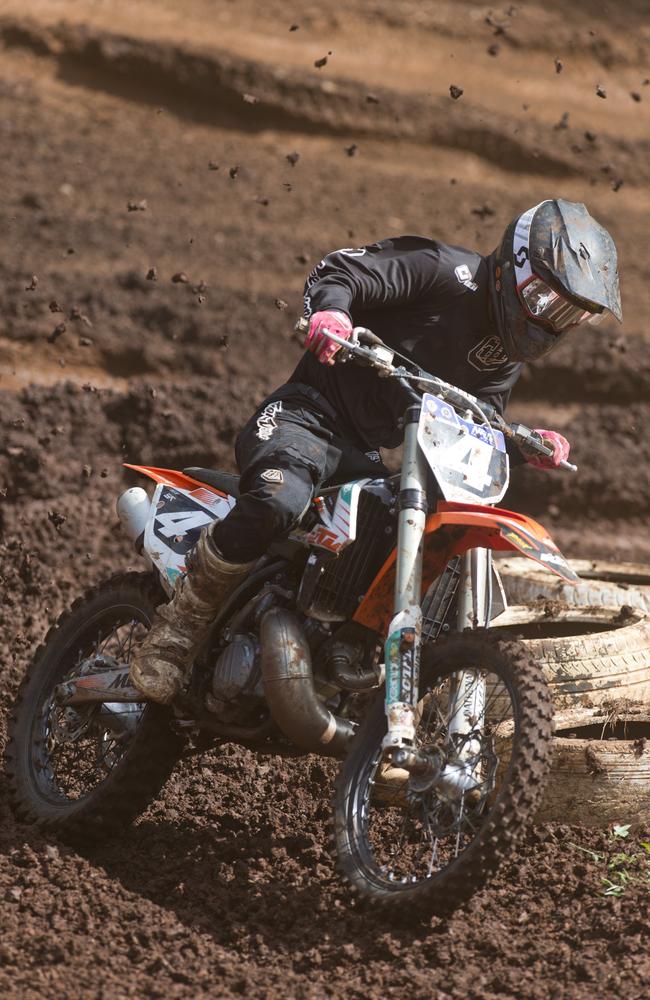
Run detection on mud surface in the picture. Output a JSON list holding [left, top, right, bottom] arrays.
[[1, 3, 649, 997]]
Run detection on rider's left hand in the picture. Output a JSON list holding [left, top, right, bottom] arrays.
[[304, 309, 353, 365], [525, 429, 570, 469]]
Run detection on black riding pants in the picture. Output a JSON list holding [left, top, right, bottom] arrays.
[[211, 384, 388, 563]]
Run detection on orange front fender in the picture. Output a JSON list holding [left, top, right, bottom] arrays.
[[353, 500, 578, 634]]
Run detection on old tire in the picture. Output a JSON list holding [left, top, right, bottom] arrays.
[[536, 706, 650, 827], [5, 572, 185, 842], [497, 557, 650, 613], [490, 605, 650, 709]]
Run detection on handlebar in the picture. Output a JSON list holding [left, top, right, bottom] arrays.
[[295, 318, 577, 472]]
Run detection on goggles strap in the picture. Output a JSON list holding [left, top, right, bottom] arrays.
[[512, 200, 550, 287]]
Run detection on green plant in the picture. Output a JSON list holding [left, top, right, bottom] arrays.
[[569, 826, 650, 898]]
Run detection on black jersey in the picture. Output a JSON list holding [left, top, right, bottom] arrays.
[[290, 236, 524, 449]]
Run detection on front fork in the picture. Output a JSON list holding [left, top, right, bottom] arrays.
[[383, 406, 427, 748], [383, 404, 492, 750], [445, 548, 491, 791]]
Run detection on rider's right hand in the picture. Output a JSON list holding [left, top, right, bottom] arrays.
[[525, 429, 570, 470], [304, 310, 353, 365]]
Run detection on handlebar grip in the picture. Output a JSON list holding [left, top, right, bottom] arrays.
[[532, 438, 555, 459], [533, 440, 579, 470], [509, 424, 577, 471]]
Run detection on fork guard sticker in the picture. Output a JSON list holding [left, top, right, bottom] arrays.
[[385, 626, 421, 708], [384, 606, 422, 716]]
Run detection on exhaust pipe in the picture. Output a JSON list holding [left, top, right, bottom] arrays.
[[260, 608, 355, 758]]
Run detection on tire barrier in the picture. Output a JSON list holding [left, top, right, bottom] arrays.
[[536, 706, 650, 827], [496, 557, 650, 613], [491, 605, 650, 709]]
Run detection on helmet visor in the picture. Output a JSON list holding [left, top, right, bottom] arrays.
[[518, 275, 603, 332]]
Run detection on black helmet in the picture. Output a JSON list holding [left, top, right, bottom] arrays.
[[489, 199, 622, 362]]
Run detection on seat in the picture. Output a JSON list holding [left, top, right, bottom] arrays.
[[184, 467, 240, 499]]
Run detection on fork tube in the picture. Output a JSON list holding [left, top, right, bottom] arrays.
[[448, 548, 492, 748], [384, 404, 428, 748], [395, 412, 428, 612], [456, 548, 492, 632]]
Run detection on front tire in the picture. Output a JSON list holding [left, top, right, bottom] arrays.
[[333, 635, 552, 914], [5, 572, 185, 842]]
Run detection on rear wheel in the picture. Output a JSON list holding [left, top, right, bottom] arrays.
[[333, 635, 552, 914], [5, 572, 184, 842]]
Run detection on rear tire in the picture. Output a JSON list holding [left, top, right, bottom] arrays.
[[5, 572, 185, 842], [333, 635, 552, 914]]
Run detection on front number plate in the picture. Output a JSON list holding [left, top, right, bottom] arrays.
[[417, 394, 509, 505]]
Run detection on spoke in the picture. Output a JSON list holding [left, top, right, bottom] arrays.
[[424, 811, 440, 876], [99, 623, 119, 656], [112, 622, 132, 660], [392, 810, 411, 860], [38, 609, 148, 801], [361, 662, 519, 887], [454, 795, 466, 857], [94, 737, 121, 770], [482, 683, 512, 724], [461, 810, 480, 835], [124, 621, 137, 663]]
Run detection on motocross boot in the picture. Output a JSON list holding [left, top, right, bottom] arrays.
[[129, 528, 256, 704]]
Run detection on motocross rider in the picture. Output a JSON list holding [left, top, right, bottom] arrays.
[[130, 198, 622, 704]]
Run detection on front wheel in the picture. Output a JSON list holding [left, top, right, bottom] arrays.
[[333, 635, 552, 914], [5, 572, 185, 842]]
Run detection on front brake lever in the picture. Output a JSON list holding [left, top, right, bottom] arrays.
[[507, 422, 578, 472], [294, 316, 309, 341]]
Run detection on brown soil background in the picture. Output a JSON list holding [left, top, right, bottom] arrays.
[[0, 2, 649, 996]]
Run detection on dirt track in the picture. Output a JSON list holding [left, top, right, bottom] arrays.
[[1, 3, 649, 996]]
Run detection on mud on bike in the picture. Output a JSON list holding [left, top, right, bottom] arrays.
[[5, 322, 578, 912]]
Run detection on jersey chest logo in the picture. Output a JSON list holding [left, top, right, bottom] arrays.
[[467, 335, 508, 371], [454, 264, 478, 292]]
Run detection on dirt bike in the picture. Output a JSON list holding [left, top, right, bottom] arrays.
[[5, 323, 579, 913]]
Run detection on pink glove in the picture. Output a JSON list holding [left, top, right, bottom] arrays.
[[525, 429, 570, 470], [304, 310, 353, 365]]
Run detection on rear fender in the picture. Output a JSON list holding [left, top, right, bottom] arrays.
[[124, 464, 236, 593], [353, 500, 578, 634], [123, 463, 229, 495]]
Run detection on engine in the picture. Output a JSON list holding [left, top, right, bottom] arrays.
[[206, 633, 265, 719]]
